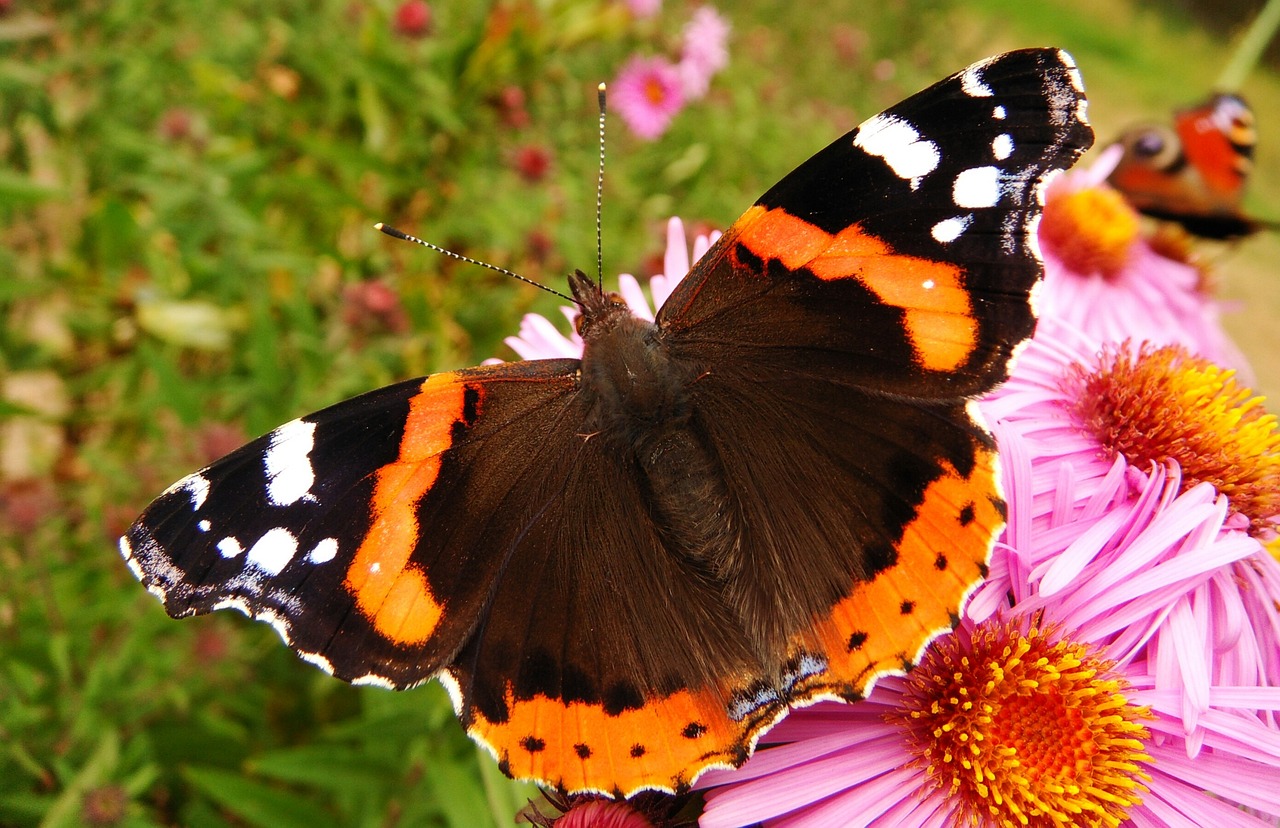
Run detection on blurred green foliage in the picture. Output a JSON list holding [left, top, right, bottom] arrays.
[[3, 1, 1277, 825]]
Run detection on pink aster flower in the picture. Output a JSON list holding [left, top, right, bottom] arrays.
[[502, 217, 717, 360], [1035, 145, 1249, 373], [677, 6, 730, 100], [977, 322, 1280, 726], [611, 55, 686, 140], [698, 465, 1280, 826]]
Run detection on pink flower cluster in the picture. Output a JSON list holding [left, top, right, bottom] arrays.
[[611, 6, 730, 140]]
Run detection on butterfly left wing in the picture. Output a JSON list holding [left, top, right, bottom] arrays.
[[120, 364, 593, 688]]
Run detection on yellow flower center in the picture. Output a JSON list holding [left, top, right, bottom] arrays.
[[1067, 343, 1280, 534], [1039, 186, 1140, 278], [895, 620, 1151, 828]]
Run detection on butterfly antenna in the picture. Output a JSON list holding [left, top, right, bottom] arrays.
[[595, 82, 607, 294], [374, 223, 576, 304]]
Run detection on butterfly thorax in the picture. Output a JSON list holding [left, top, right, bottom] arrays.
[[570, 269, 739, 574]]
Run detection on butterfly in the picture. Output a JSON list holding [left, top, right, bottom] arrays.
[[1107, 93, 1277, 239], [120, 48, 1092, 796]]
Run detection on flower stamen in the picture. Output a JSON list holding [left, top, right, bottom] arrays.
[[894, 620, 1151, 828], [1066, 342, 1280, 534]]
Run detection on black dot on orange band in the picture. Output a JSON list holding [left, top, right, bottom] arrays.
[[520, 736, 545, 753], [574, 743, 592, 759], [934, 552, 948, 571], [847, 631, 868, 652], [900, 600, 915, 615], [959, 503, 976, 526], [682, 722, 707, 739], [630, 744, 646, 758]]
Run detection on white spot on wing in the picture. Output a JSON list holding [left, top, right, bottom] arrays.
[[307, 538, 339, 564], [198, 519, 211, 532], [992, 133, 1013, 160], [246, 527, 298, 575], [165, 473, 210, 511], [264, 419, 317, 507], [218, 537, 244, 558], [960, 60, 995, 97], [931, 215, 972, 243], [953, 166, 1003, 209], [853, 114, 940, 189], [993, 105, 1006, 120]]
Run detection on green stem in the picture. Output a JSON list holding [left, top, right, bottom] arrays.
[[1216, 0, 1280, 91]]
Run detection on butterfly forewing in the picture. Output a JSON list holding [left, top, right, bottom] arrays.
[[121, 47, 1093, 796]]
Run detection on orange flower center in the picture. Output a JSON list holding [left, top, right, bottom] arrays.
[[643, 77, 667, 105], [1039, 186, 1140, 278], [1067, 343, 1280, 534], [895, 620, 1151, 828]]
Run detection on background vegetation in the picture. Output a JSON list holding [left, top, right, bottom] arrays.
[[2, 1, 1277, 825]]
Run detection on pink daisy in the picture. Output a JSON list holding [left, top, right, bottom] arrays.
[[697, 464, 1280, 826], [611, 55, 686, 141], [501, 217, 715, 360], [977, 323, 1280, 727], [677, 6, 730, 100], [1035, 146, 1249, 373]]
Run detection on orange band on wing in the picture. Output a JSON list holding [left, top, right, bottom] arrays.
[[468, 683, 759, 795], [797, 448, 1002, 699], [344, 373, 474, 645], [733, 206, 977, 372]]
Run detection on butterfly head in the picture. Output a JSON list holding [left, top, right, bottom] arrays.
[[568, 269, 635, 341]]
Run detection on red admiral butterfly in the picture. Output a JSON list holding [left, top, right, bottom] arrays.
[[120, 48, 1091, 795], [1108, 93, 1277, 239]]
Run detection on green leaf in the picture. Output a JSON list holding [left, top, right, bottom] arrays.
[[248, 744, 390, 793], [38, 730, 120, 828], [182, 766, 335, 828]]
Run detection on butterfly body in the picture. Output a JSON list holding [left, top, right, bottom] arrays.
[[121, 48, 1092, 795]]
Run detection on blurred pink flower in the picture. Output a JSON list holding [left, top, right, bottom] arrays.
[[1035, 146, 1249, 373], [393, 0, 432, 38], [622, 0, 661, 19], [677, 6, 730, 99], [611, 55, 686, 140]]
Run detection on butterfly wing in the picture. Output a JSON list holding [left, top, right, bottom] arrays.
[[123, 362, 586, 687], [655, 48, 1092, 700]]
